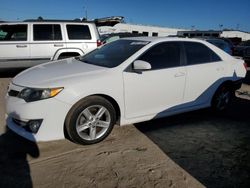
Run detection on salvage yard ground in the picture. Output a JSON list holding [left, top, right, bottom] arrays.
[[0, 69, 250, 188]]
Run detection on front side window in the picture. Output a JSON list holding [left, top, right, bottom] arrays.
[[80, 40, 148, 68], [184, 42, 221, 65], [67, 25, 91, 40], [0, 24, 27, 41], [138, 42, 181, 70], [33, 24, 62, 41]]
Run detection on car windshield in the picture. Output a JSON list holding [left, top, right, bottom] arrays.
[[79, 39, 149, 68]]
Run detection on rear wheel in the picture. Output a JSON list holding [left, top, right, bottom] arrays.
[[211, 85, 232, 111], [58, 52, 80, 60], [65, 96, 116, 145]]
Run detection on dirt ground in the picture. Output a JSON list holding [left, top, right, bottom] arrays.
[[0, 77, 203, 187], [1, 69, 250, 188]]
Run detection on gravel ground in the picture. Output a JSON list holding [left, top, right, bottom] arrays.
[[136, 72, 250, 188]]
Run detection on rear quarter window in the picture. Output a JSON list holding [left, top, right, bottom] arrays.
[[66, 25, 91, 40]]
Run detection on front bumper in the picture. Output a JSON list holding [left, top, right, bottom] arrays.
[[5, 84, 71, 142]]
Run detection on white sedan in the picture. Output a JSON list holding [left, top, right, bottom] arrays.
[[5, 37, 247, 144]]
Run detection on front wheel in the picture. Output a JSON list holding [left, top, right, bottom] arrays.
[[211, 85, 232, 111], [65, 96, 116, 145]]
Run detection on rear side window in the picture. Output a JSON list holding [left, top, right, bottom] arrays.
[[33, 24, 62, 41], [184, 42, 221, 65], [139, 42, 181, 70], [0, 24, 27, 41], [66, 25, 91, 40]]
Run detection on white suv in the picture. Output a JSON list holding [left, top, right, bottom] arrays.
[[5, 37, 247, 145], [0, 20, 101, 68]]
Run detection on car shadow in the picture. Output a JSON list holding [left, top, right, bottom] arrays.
[[135, 97, 250, 188], [0, 126, 39, 188]]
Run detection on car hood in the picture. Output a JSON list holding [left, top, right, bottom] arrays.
[[12, 58, 108, 88]]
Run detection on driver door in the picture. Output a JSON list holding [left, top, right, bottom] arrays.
[[123, 42, 186, 119]]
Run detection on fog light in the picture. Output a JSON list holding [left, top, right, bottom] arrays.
[[28, 119, 43, 133]]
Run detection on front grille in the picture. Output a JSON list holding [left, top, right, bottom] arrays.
[[8, 90, 20, 97]]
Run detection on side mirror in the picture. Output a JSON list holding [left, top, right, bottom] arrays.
[[133, 60, 151, 71]]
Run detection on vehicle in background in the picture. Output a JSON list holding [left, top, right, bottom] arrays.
[[204, 38, 233, 55], [0, 19, 101, 68], [234, 40, 250, 58], [100, 32, 144, 44], [6, 38, 247, 145]]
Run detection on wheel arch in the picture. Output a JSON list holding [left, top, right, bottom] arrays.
[[89, 94, 121, 124], [52, 48, 84, 60], [211, 79, 234, 106], [216, 80, 234, 91], [63, 94, 122, 139]]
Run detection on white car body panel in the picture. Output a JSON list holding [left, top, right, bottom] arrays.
[[123, 66, 186, 119], [5, 37, 247, 142]]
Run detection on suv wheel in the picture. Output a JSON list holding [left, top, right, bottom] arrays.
[[65, 96, 116, 145]]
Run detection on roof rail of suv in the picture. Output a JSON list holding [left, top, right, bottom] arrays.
[[23, 18, 94, 23]]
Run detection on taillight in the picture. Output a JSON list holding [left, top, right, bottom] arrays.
[[97, 40, 102, 47]]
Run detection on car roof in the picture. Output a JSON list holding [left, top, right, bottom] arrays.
[[121, 36, 207, 43]]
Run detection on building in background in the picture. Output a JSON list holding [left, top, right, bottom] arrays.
[[98, 23, 185, 37], [96, 16, 250, 41]]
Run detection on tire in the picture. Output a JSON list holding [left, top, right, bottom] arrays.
[[65, 96, 116, 145], [211, 84, 232, 112]]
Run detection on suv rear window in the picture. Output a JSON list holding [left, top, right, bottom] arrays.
[[66, 25, 91, 40], [33, 24, 62, 41], [0, 24, 27, 41]]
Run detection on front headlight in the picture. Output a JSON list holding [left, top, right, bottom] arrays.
[[18, 87, 63, 102]]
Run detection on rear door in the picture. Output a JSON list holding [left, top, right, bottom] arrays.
[[123, 42, 186, 119], [0, 24, 30, 68], [30, 23, 64, 65], [183, 42, 226, 106]]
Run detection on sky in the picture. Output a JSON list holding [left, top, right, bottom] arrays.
[[0, 0, 250, 32]]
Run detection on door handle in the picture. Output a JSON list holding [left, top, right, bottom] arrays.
[[216, 67, 224, 71], [16, 44, 27, 48], [174, 72, 185, 77], [54, 44, 64, 47]]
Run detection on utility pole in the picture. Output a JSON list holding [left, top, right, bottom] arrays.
[[83, 0, 88, 21]]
